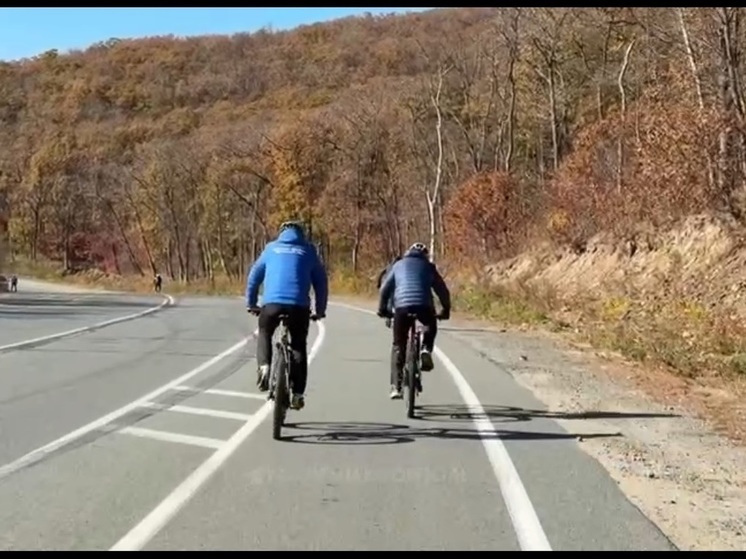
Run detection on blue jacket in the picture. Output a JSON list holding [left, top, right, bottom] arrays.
[[245, 228, 328, 314], [378, 250, 451, 312]]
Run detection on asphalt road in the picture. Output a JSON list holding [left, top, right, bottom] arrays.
[[0, 286, 678, 551], [0, 281, 164, 350]]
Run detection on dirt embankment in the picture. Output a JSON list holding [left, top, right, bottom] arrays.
[[484, 214, 746, 442], [489, 214, 741, 311]]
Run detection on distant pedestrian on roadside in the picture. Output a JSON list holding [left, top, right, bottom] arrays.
[[153, 273, 163, 293], [9, 274, 17, 293]]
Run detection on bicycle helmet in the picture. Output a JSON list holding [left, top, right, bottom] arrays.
[[408, 242, 429, 255], [279, 220, 305, 234]]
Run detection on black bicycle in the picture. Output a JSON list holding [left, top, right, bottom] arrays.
[[268, 313, 293, 440], [248, 307, 320, 440], [403, 313, 423, 419], [383, 311, 445, 419]]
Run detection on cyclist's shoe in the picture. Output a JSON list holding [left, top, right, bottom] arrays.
[[256, 364, 270, 392], [389, 385, 403, 399], [420, 350, 434, 372], [290, 393, 305, 410]]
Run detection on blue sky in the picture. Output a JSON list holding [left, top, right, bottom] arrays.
[[0, 7, 432, 62]]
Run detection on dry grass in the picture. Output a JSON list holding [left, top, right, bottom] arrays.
[[461, 280, 746, 444]]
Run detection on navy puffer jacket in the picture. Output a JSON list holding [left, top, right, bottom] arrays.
[[378, 250, 451, 312]]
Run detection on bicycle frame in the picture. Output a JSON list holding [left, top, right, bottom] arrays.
[[403, 314, 423, 418], [269, 316, 292, 440], [270, 318, 291, 401]]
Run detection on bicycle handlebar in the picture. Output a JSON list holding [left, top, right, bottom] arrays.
[[246, 306, 324, 321], [380, 311, 448, 321]]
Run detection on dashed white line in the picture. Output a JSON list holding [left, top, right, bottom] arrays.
[[0, 329, 259, 481], [331, 301, 553, 552], [109, 320, 326, 551], [139, 402, 253, 422], [172, 386, 266, 400], [0, 294, 175, 353], [117, 426, 225, 450]]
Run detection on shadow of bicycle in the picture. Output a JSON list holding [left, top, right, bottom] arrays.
[[282, 422, 415, 445], [414, 403, 678, 423], [280, 420, 621, 446]]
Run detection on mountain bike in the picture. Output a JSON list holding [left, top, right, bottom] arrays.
[[269, 313, 292, 440], [403, 313, 423, 419], [248, 307, 320, 441], [382, 311, 444, 419]]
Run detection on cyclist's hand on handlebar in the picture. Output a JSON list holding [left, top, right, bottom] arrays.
[[437, 310, 450, 321], [376, 308, 392, 319], [247, 306, 261, 316], [310, 313, 325, 321]]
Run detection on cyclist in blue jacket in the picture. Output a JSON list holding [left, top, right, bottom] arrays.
[[246, 221, 328, 411]]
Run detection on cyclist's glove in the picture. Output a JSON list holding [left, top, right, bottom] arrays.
[[376, 308, 390, 319], [438, 309, 451, 321]]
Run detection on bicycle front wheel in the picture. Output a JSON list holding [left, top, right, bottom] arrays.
[[405, 339, 417, 419], [272, 345, 289, 440]]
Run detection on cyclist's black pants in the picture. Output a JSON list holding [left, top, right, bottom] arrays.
[[256, 303, 311, 394], [390, 305, 437, 386]]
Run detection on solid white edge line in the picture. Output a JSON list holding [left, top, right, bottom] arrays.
[[0, 328, 260, 481], [0, 293, 175, 353], [434, 348, 553, 551], [172, 386, 266, 400], [331, 301, 552, 552], [109, 320, 326, 552], [117, 427, 225, 450], [139, 402, 253, 422]]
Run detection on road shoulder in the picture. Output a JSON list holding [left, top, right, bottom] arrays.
[[15, 277, 118, 294], [333, 295, 746, 551]]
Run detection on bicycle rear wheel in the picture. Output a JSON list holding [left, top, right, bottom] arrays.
[[272, 344, 289, 440], [405, 334, 417, 419]]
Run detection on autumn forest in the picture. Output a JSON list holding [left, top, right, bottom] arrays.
[[0, 7, 743, 284]]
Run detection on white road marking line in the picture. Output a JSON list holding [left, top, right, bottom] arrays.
[[117, 427, 225, 450], [109, 320, 326, 552], [434, 349, 553, 551], [0, 328, 260, 481], [0, 294, 175, 353], [172, 386, 266, 400], [331, 301, 553, 552], [139, 402, 253, 422]]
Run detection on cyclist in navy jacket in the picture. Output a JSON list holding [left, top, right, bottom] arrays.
[[377, 242, 451, 399]]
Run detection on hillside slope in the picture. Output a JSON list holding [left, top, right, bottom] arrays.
[[0, 7, 500, 276], [4, 7, 742, 278]]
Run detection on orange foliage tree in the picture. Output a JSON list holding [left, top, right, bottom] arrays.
[[444, 172, 530, 264]]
